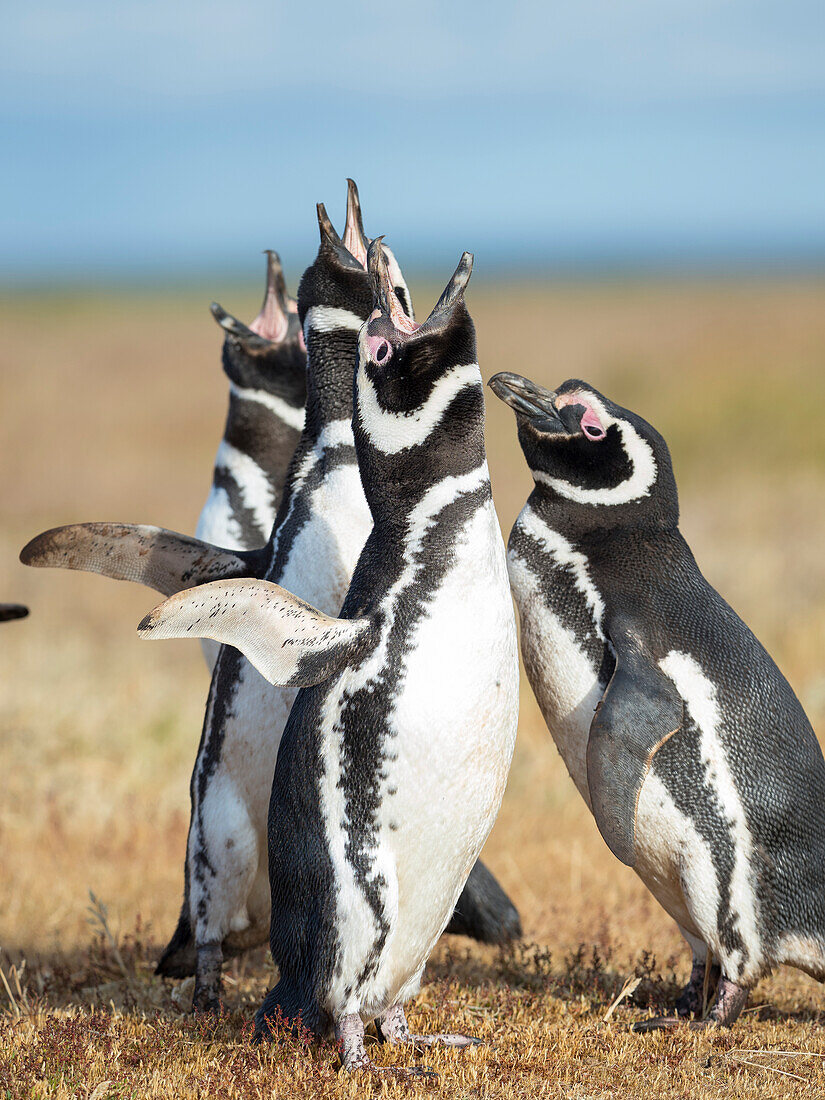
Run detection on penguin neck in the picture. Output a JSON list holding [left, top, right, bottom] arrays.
[[354, 382, 488, 535], [221, 386, 302, 473], [526, 482, 680, 546], [220, 340, 306, 406], [300, 339, 358, 442]]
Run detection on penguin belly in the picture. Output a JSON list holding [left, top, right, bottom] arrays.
[[509, 540, 761, 973], [323, 500, 519, 1021], [196, 484, 250, 670], [190, 458, 371, 950], [195, 658, 297, 953], [274, 458, 369, 615], [507, 540, 606, 807]]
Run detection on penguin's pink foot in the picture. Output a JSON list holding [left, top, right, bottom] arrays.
[[674, 955, 721, 1017], [335, 1012, 438, 1079], [634, 976, 748, 1032], [377, 1003, 483, 1050], [691, 977, 749, 1029]]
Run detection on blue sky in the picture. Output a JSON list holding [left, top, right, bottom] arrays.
[[3, 1, 825, 281]]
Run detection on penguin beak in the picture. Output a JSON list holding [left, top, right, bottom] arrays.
[[488, 373, 565, 429]]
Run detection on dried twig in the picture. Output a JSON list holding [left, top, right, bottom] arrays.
[[86, 890, 133, 987], [0, 961, 20, 1022], [604, 976, 642, 1021], [730, 1056, 805, 1083]]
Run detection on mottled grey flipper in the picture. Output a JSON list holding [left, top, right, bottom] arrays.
[[586, 633, 684, 867], [138, 578, 372, 688], [20, 523, 269, 597]]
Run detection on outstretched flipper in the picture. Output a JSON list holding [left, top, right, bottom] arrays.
[[20, 523, 269, 598], [138, 579, 372, 688], [586, 627, 684, 867]]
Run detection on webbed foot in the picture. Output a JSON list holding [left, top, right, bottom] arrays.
[[377, 1003, 483, 1050], [634, 975, 748, 1032], [336, 1012, 437, 1078]]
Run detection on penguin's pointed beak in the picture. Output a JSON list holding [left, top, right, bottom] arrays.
[[343, 179, 369, 268], [248, 250, 290, 343], [488, 372, 564, 428]]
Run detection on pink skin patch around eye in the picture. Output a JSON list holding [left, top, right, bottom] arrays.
[[366, 334, 392, 364], [580, 405, 606, 440], [556, 392, 607, 440]]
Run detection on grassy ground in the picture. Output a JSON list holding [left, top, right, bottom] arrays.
[[1, 278, 824, 1097]]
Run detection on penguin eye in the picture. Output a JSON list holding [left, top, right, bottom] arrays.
[[580, 405, 606, 441], [366, 335, 392, 364]]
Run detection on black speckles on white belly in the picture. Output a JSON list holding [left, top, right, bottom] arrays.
[[508, 521, 612, 676], [647, 716, 754, 977], [507, 518, 613, 798], [332, 481, 495, 1001]]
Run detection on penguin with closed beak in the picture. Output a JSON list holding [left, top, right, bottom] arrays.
[[21, 184, 521, 1013], [490, 371, 825, 1030], [138, 242, 520, 1073]]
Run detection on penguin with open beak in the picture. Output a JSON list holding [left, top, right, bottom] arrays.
[[20, 183, 521, 1017], [138, 243, 520, 1074]]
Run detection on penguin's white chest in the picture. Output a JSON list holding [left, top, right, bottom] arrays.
[[278, 461, 371, 614], [374, 500, 519, 1007], [507, 543, 603, 805]]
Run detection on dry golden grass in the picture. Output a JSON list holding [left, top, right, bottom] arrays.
[[1, 278, 824, 1097]]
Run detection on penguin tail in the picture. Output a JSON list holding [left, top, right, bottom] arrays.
[[155, 906, 197, 978], [254, 980, 328, 1043], [446, 859, 522, 945]]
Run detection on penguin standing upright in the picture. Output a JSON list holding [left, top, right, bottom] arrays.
[[138, 242, 521, 1072], [20, 185, 521, 1013], [197, 251, 306, 666], [490, 371, 825, 1028]]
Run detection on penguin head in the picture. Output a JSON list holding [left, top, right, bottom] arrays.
[[297, 180, 413, 330], [489, 373, 678, 527], [359, 243, 476, 411], [210, 250, 306, 407], [354, 243, 484, 501]]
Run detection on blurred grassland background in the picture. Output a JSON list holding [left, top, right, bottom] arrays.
[[1, 276, 825, 1097]]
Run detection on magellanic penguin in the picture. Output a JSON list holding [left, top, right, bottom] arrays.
[[199, 248, 306, 552], [138, 242, 521, 1073], [20, 185, 521, 1013], [490, 371, 825, 1030], [197, 249, 306, 667]]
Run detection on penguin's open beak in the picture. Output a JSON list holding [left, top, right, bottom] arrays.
[[488, 373, 565, 428]]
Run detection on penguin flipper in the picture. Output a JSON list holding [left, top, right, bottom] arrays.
[[586, 638, 684, 868], [20, 523, 269, 597], [138, 579, 371, 688]]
